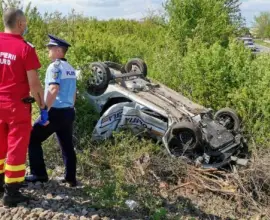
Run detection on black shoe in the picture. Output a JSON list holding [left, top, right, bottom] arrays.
[[2, 183, 30, 207], [25, 174, 48, 183], [0, 174, 4, 193], [60, 178, 77, 187]]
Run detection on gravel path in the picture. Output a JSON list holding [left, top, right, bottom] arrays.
[[0, 167, 109, 220]]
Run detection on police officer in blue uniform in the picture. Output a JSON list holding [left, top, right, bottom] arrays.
[[25, 34, 77, 187]]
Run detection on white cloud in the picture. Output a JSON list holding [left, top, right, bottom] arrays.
[[23, 0, 268, 27], [22, 0, 165, 20]]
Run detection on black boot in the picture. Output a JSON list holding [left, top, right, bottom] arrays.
[[60, 177, 77, 187], [25, 174, 48, 183], [2, 183, 30, 207], [0, 174, 4, 193]]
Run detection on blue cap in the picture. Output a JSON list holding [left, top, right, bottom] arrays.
[[46, 34, 71, 47]]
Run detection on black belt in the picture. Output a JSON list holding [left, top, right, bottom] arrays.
[[50, 107, 74, 110]]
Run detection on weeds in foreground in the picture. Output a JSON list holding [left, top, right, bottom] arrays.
[[32, 94, 269, 219], [42, 126, 269, 219]]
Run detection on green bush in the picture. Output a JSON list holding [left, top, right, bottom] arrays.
[[0, 0, 268, 153], [161, 38, 269, 144]]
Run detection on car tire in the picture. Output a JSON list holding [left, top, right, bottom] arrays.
[[124, 58, 148, 77], [214, 107, 240, 132], [167, 121, 201, 157], [87, 62, 111, 96]]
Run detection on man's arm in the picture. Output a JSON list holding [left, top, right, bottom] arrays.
[[26, 70, 46, 109], [45, 84, 59, 110]]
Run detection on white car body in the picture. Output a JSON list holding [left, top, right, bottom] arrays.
[[78, 60, 248, 168]]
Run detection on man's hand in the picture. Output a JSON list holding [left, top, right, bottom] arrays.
[[27, 69, 46, 109]]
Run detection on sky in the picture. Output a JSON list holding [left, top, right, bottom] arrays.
[[22, 0, 270, 27], [240, 0, 270, 27]]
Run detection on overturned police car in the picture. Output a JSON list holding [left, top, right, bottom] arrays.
[[80, 58, 249, 169]]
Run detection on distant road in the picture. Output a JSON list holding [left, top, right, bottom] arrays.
[[255, 44, 270, 53], [253, 39, 270, 53]]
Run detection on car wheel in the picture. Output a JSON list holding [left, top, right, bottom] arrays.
[[124, 58, 148, 77], [214, 107, 240, 132], [87, 62, 111, 96], [167, 121, 201, 157]]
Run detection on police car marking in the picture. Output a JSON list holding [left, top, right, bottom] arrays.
[[122, 114, 167, 131], [101, 110, 123, 125]]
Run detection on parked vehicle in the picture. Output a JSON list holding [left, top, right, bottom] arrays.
[[238, 36, 258, 51], [244, 41, 257, 51], [239, 36, 254, 43], [79, 58, 249, 169]]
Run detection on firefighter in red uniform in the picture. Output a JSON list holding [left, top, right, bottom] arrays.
[[0, 8, 48, 207]]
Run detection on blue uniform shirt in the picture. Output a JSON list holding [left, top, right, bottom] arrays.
[[44, 59, 76, 108]]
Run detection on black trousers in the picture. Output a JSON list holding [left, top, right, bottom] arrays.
[[28, 107, 76, 182]]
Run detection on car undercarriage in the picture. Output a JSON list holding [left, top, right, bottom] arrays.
[[78, 58, 249, 169]]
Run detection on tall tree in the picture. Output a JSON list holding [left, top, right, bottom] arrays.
[[164, 0, 244, 54], [224, 0, 245, 29], [253, 12, 270, 38], [1, 0, 23, 10]]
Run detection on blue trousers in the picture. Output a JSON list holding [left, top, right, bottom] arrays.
[[28, 107, 76, 182]]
